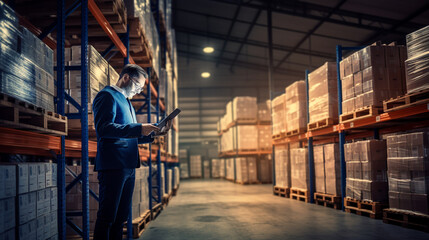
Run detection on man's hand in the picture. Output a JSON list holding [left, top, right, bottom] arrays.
[[155, 120, 172, 136], [141, 123, 159, 136]]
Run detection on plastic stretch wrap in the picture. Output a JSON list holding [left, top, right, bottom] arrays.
[[180, 162, 189, 179], [220, 128, 234, 152], [405, 52, 429, 94], [274, 145, 290, 188], [291, 148, 310, 190], [308, 62, 338, 123], [211, 159, 221, 178], [285, 80, 307, 132], [235, 157, 257, 183], [125, 0, 150, 18], [257, 101, 271, 122], [271, 94, 286, 136], [258, 155, 272, 183], [159, 68, 167, 99], [406, 25, 429, 59], [324, 143, 341, 195], [345, 140, 388, 202], [0, 2, 20, 52], [219, 159, 225, 178], [226, 97, 257, 124], [226, 158, 235, 180], [386, 131, 429, 214], [132, 166, 149, 216], [258, 125, 272, 150], [190, 155, 202, 178]]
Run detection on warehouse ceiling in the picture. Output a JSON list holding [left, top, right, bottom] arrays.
[[174, 0, 429, 79]]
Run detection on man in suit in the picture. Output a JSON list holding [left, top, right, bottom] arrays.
[[92, 64, 172, 239]]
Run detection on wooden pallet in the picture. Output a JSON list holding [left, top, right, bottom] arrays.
[[123, 210, 151, 239], [273, 186, 290, 198], [286, 127, 306, 137], [314, 192, 342, 210], [340, 106, 382, 123], [344, 198, 388, 219], [151, 203, 163, 220], [290, 188, 310, 202], [383, 209, 429, 232], [272, 132, 286, 140], [383, 88, 429, 112], [0, 93, 67, 136], [307, 118, 336, 131]]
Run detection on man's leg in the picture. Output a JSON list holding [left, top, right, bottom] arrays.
[[109, 169, 135, 240], [93, 170, 127, 240]]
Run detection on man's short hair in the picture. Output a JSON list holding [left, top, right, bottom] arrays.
[[119, 64, 148, 81]]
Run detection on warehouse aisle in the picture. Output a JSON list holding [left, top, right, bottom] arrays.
[[140, 180, 428, 240]]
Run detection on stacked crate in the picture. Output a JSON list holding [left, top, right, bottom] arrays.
[[258, 155, 273, 184], [257, 100, 271, 123], [132, 166, 150, 220], [0, 4, 55, 112], [340, 44, 406, 115], [271, 94, 286, 137], [290, 148, 310, 191], [65, 45, 109, 114], [235, 157, 258, 184], [308, 62, 338, 129], [179, 149, 189, 179], [386, 131, 429, 214], [0, 163, 58, 240], [285, 81, 307, 135], [211, 159, 221, 178], [226, 158, 235, 181], [345, 140, 388, 202], [225, 97, 257, 124], [314, 144, 341, 195], [190, 155, 202, 178], [274, 145, 290, 189], [404, 25, 429, 94]]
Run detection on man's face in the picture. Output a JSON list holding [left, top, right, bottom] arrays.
[[124, 74, 146, 99]]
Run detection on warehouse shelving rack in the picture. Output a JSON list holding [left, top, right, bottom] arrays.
[[0, 0, 178, 239], [272, 44, 429, 211]]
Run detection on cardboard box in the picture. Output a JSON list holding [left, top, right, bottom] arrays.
[[361, 45, 385, 69], [17, 164, 29, 194], [285, 80, 307, 132], [28, 164, 38, 192], [19, 219, 37, 240], [274, 145, 291, 188], [18, 192, 37, 225], [291, 148, 310, 190], [37, 163, 46, 190], [353, 71, 363, 96], [0, 228, 14, 240], [45, 163, 53, 188], [351, 51, 362, 73], [0, 197, 15, 233], [50, 188, 58, 212], [314, 145, 326, 193], [342, 75, 354, 100], [0, 165, 16, 199]]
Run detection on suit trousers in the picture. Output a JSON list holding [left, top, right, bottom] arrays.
[[94, 168, 135, 240]]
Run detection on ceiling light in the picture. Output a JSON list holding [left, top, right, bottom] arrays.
[[201, 72, 211, 78], [203, 47, 214, 54]]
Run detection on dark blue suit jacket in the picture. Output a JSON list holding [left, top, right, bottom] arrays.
[[93, 86, 154, 171]]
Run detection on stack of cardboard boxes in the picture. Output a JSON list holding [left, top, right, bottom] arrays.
[[386, 131, 429, 214], [340, 44, 406, 114], [345, 140, 388, 202], [226, 158, 235, 181], [190, 155, 202, 178], [308, 62, 338, 125], [235, 157, 258, 184], [405, 25, 429, 94], [132, 166, 150, 220], [314, 144, 341, 195], [173, 167, 180, 189], [274, 145, 290, 189], [219, 159, 225, 178], [258, 155, 273, 184], [211, 159, 221, 178], [285, 81, 307, 133], [271, 94, 286, 136], [0, 163, 58, 240], [290, 148, 310, 191]]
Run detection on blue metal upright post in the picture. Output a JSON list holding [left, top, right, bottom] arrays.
[[56, 0, 66, 238], [336, 45, 346, 211], [146, 68, 154, 216], [81, 1, 90, 238], [305, 69, 315, 204]]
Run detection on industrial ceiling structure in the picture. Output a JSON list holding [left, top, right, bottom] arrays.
[[174, 0, 429, 144]]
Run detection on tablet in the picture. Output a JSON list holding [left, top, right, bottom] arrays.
[[157, 108, 181, 129]]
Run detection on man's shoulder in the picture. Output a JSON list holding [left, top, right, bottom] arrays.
[[97, 86, 120, 99]]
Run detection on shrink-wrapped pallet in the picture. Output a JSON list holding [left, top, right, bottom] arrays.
[[386, 131, 429, 214], [285, 80, 307, 132], [308, 62, 338, 123], [271, 94, 286, 136], [233, 126, 258, 151], [235, 157, 257, 183], [257, 100, 271, 122], [291, 148, 310, 191], [274, 145, 290, 188], [314, 145, 326, 193], [226, 158, 235, 180], [258, 125, 272, 150], [258, 156, 272, 183], [219, 159, 225, 178], [211, 159, 221, 178], [190, 155, 202, 178]]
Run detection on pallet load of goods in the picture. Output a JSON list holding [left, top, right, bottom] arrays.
[[0, 162, 58, 240], [217, 97, 272, 184], [339, 43, 406, 122], [179, 149, 189, 179], [190, 155, 202, 178], [0, 2, 67, 136]]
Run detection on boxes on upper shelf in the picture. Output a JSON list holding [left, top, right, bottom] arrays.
[[271, 94, 286, 136], [225, 97, 257, 125], [308, 62, 338, 125], [285, 80, 307, 133], [257, 101, 271, 122], [405, 25, 429, 94]]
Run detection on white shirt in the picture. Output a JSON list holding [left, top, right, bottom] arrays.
[[111, 85, 127, 98]]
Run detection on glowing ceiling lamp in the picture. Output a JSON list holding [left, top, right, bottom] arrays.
[[203, 46, 214, 54], [201, 72, 211, 78]]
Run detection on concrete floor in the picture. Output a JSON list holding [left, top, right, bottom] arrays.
[[140, 179, 428, 240]]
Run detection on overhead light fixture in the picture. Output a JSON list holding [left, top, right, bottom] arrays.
[[203, 47, 214, 54], [201, 72, 211, 78]]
